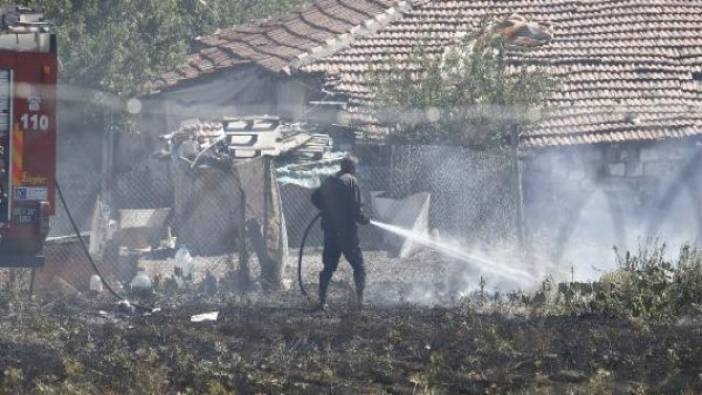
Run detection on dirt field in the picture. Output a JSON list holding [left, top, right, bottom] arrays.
[[2, 249, 702, 394], [134, 248, 498, 307], [2, 297, 702, 394]]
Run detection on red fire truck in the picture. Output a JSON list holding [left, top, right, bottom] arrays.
[[0, 6, 56, 267]]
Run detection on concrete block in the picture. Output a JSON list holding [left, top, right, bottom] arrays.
[[643, 161, 670, 177], [640, 147, 661, 162], [558, 181, 583, 196], [620, 147, 638, 161], [552, 165, 571, 180], [579, 147, 604, 162], [600, 177, 624, 192], [579, 178, 595, 191], [605, 145, 622, 162], [668, 161, 686, 177], [660, 142, 696, 160], [527, 156, 552, 173], [630, 194, 645, 208], [608, 163, 626, 177], [666, 147, 687, 160], [626, 162, 643, 177]]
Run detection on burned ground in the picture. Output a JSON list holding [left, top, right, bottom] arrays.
[[1, 298, 702, 394], [4, 245, 702, 394]]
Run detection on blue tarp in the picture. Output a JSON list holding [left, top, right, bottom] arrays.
[[275, 151, 348, 188]]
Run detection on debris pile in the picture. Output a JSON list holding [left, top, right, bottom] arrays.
[[156, 116, 290, 289], [159, 116, 332, 167]]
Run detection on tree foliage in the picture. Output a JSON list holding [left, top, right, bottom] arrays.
[[369, 23, 555, 148], [2, 0, 306, 95], [179, 0, 309, 45], [0, 0, 307, 128]]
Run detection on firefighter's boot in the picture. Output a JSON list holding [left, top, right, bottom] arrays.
[[355, 287, 364, 309], [353, 271, 365, 309], [317, 274, 330, 311]]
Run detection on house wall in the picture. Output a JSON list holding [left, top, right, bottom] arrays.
[[523, 138, 702, 276], [142, 66, 323, 137], [114, 67, 325, 210]]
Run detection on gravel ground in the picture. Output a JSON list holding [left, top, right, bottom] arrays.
[[296, 248, 474, 307], [134, 244, 520, 310]]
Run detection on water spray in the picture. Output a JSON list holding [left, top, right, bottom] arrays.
[[369, 220, 534, 285], [296, 214, 534, 298]]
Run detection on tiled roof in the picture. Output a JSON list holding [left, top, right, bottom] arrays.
[[302, 0, 702, 147], [147, 0, 411, 93]]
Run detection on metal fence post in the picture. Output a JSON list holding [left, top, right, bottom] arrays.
[[100, 128, 115, 210], [511, 125, 527, 256]]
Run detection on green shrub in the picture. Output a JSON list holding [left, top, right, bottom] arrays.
[[553, 243, 702, 320]]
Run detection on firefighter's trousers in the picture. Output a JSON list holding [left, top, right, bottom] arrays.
[[319, 231, 365, 302]]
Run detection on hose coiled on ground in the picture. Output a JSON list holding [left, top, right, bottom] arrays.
[[56, 181, 152, 312], [297, 212, 321, 298]]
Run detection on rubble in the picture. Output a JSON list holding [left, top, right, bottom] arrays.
[[161, 116, 332, 164], [190, 311, 219, 322]]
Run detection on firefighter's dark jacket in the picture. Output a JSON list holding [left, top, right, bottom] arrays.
[[311, 171, 370, 242]]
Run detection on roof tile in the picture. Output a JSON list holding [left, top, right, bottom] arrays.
[[149, 0, 406, 93], [302, 0, 702, 147], [151, 0, 702, 147]]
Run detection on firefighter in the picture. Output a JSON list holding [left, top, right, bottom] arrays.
[[311, 155, 370, 310]]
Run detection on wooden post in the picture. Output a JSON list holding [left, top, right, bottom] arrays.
[[28, 268, 35, 299], [260, 157, 282, 292], [96, 126, 116, 262], [389, 144, 395, 195], [238, 187, 250, 292], [101, 123, 115, 209], [263, 157, 270, 246]]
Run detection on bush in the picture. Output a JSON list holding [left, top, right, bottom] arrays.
[[554, 243, 702, 320], [368, 19, 554, 148]]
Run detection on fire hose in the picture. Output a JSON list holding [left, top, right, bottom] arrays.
[[297, 212, 321, 298]]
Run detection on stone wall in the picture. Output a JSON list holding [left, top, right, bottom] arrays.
[[523, 137, 702, 275]]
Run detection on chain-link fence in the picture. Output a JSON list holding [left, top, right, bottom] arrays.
[[2, 154, 289, 298], [0, 141, 525, 298], [382, 145, 518, 247], [5, 138, 702, 302]]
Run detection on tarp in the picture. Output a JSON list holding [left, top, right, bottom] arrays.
[[171, 156, 288, 288], [276, 151, 347, 188], [371, 191, 431, 258], [115, 207, 171, 250]]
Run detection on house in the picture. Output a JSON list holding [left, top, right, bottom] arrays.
[[141, 0, 410, 132], [122, 0, 408, 208], [135, 0, 702, 272]]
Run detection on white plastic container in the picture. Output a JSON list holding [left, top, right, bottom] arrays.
[[174, 245, 193, 279], [165, 227, 176, 249], [89, 274, 103, 293], [130, 269, 152, 292]]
